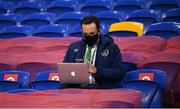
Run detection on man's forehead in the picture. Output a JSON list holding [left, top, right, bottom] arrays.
[[82, 23, 97, 33]]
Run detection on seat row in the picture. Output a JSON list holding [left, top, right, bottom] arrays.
[[0, 36, 179, 82], [0, 7, 179, 31], [0, 69, 167, 108], [0, 0, 179, 15], [0, 21, 179, 39], [0, 64, 180, 108]]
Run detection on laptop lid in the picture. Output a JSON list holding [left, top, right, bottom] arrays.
[[57, 63, 90, 84]]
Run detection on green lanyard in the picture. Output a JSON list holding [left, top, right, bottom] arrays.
[[85, 47, 92, 62]]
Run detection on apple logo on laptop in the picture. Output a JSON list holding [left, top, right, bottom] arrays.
[[71, 71, 76, 76]]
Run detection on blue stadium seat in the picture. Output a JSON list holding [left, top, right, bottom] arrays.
[[122, 68, 164, 107], [0, 25, 33, 38], [69, 24, 110, 36], [1, 0, 24, 5], [113, 0, 145, 16], [0, 13, 23, 31], [0, 1, 13, 14], [80, 0, 112, 15], [7, 89, 39, 93], [13, 1, 46, 16], [31, 70, 62, 90], [21, 12, 56, 30], [148, 0, 180, 13], [0, 70, 30, 92], [144, 22, 180, 39], [126, 9, 161, 29], [123, 80, 163, 108], [69, 25, 82, 37], [47, 0, 78, 16], [124, 69, 166, 88], [95, 10, 124, 27], [56, 11, 89, 27], [33, 24, 68, 37], [122, 62, 138, 73], [41, 0, 54, 4], [100, 23, 111, 34], [163, 8, 180, 23]]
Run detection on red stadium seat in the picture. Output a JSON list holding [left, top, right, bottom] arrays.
[[2, 45, 43, 54], [16, 62, 52, 82], [121, 51, 147, 67], [93, 101, 135, 108], [166, 36, 180, 52], [145, 52, 180, 64], [113, 36, 166, 54]]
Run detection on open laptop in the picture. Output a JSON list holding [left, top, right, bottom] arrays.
[[57, 63, 90, 84]]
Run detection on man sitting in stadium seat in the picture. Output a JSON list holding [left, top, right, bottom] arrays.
[[63, 16, 125, 89]]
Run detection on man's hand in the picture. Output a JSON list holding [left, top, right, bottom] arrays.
[[86, 61, 97, 73]]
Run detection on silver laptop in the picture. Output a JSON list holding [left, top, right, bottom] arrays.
[[57, 63, 90, 84]]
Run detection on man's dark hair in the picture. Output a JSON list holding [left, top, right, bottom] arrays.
[[81, 16, 100, 30]]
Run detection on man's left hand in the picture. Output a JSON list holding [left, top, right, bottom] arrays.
[[86, 61, 97, 73]]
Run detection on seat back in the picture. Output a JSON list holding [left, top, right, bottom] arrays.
[[17, 62, 52, 82], [0, 63, 12, 71], [14, 1, 46, 15], [0, 1, 13, 14], [33, 24, 68, 37], [122, 62, 138, 73], [80, 0, 112, 15], [126, 9, 161, 29], [113, 0, 145, 15], [100, 23, 111, 34], [0, 25, 33, 38], [47, 0, 78, 16], [2, 0, 24, 5], [124, 69, 166, 88], [108, 21, 144, 37], [95, 10, 124, 27], [146, 52, 180, 64], [94, 101, 135, 108], [166, 36, 180, 52], [145, 22, 180, 39], [0, 70, 30, 87], [143, 62, 180, 105], [163, 8, 180, 23], [0, 13, 23, 31], [57, 11, 89, 27], [123, 80, 162, 108], [148, 0, 180, 13], [69, 25, 82, 37], [21, 12, 56, 30], [34, 70, 59, 81], [0, 81, 20, 92], [31, 70, 62, 90]]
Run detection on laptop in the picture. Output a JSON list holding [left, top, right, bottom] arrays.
[[57, 63, 90, 84]]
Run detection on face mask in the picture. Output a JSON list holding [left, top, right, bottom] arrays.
[[83, 33, 99, 47]]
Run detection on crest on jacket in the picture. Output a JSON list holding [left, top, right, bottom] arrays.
[[101, 49, 109, 57]]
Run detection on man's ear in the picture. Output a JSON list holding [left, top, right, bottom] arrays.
[[98, 30, 101, 35]]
